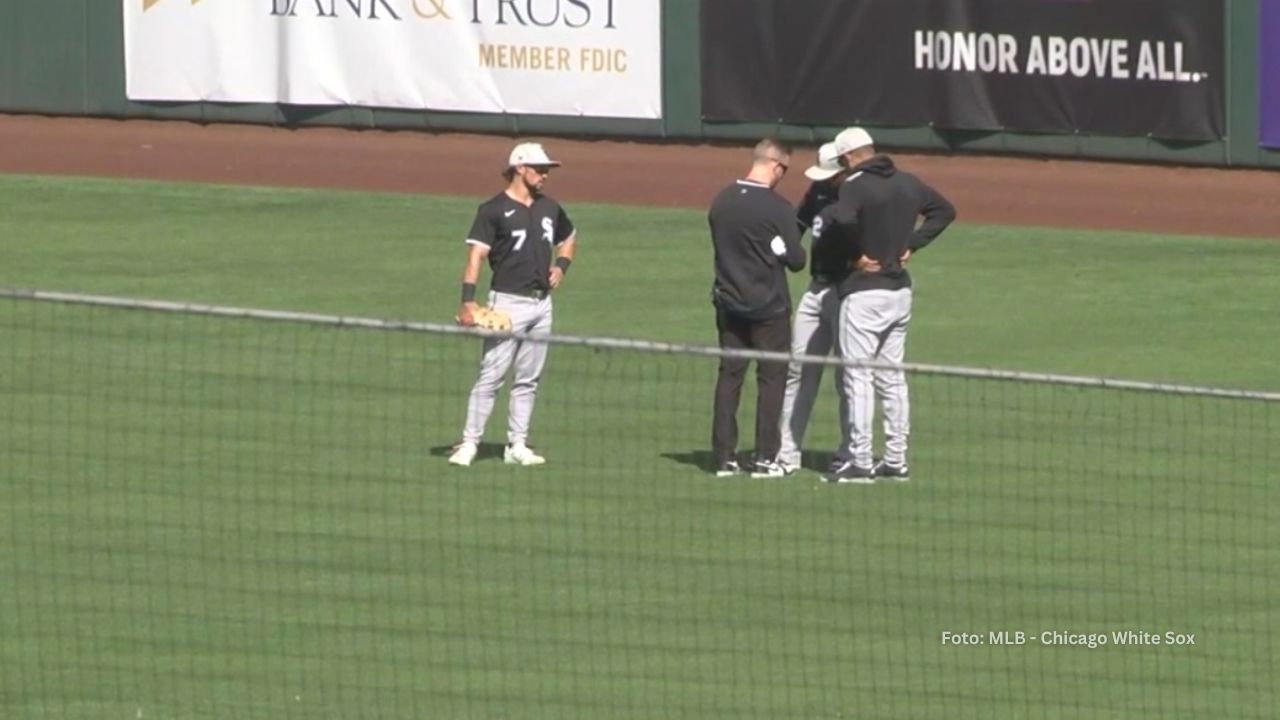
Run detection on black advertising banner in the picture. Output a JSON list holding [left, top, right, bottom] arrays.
[[1262, 0, 1280, 148], [701, 0, 1224, 140]]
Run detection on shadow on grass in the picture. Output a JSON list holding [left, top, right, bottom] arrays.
[[661, 448, 840, 473], [660, 449, 717, 472], [428, 442, 507, 461]]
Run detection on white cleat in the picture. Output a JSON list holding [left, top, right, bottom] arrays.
[[750, 459, 791, 478], [713, 460, 741, 478], [504, 443, 546, 466], [448, 442, 478, 467]]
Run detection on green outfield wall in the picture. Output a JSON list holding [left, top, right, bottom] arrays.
[[1, 0, 1276, 168]]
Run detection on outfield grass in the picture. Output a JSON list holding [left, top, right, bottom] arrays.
[[1, 174, 1277, 719], [3, 174, 1278, 386]]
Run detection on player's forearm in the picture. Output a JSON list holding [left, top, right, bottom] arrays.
[[785, 240, 807, 271], [459, 248, 486, 307], [795, 197, 819, 231], [781, 225, 806, 271], [556, 237, 577, 262], [460, 247, 486, 285], [911, 194, 956, 250]]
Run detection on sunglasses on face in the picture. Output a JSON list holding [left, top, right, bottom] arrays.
[[525, 165, 554, 176]]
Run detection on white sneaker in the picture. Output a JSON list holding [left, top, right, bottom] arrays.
[[713, 460, 741, 478], [504, 443, 546, 466], [448, 442, 477, 467], [750, 459, 790, 478]]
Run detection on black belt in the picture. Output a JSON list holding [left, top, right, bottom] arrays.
[[811, 274, 835, 286], [499, 287, 549, 300]]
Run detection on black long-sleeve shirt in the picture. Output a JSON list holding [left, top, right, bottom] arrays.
[[830, 155, 956, 297], [708, 179, 806, 319]]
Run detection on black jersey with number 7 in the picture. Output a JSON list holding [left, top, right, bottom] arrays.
[[466, 192, 575, 295]]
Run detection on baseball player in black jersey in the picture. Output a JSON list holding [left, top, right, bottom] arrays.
[[776, 142, 856, 474], [707, 138, 807, 478], [819, 127, 956, 484], [449, 142, 577, 467]]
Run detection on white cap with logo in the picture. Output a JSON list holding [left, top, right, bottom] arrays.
[[508, 142, 561, 168], [804, 142, 843, 181], [832, 126, 874, 156]]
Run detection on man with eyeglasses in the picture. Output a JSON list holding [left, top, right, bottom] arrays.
[[449, 141, 577, 468], [706, 138, 807, 478]]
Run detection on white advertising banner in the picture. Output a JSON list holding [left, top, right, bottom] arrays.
[[124, 0, 662, 119]]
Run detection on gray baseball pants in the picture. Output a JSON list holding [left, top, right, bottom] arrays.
[[460, 291, 553, 446], [778, 282, 851, 467], [838, 288, 913, 468]]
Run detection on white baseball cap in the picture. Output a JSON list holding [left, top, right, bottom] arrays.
[[832, 126, 874, 156], [508, 142, 560, 168], [804, 142, 843, 181]]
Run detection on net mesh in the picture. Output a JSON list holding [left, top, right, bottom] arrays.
[[2, 292, 1276, 719]]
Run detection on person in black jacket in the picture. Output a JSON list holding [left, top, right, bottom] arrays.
[[707, 138, 806, 478], [820, 127, 956, 484]]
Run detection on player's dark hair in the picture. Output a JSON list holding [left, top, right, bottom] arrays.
[[502, 167, 517, 181]]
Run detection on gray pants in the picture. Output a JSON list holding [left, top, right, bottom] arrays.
[[838, 288, 912, 468], [460, 291, 553, 446], [778, 283, 850, 467]]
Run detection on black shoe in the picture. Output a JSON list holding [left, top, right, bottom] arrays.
[[821, 462, 875, 484], [873, 460, 910, 482], [714, 460, 741, 478], [827, 457, 853, 474]]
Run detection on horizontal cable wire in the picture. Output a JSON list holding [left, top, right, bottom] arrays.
[[4, 288, 1277, 403]]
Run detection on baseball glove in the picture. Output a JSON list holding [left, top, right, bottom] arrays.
[[471, 306, 513, 332]]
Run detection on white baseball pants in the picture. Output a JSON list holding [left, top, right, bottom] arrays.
[[838, 288, 913, 468], [778, 283, 850, 467], [460, 291, 553, 446]]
